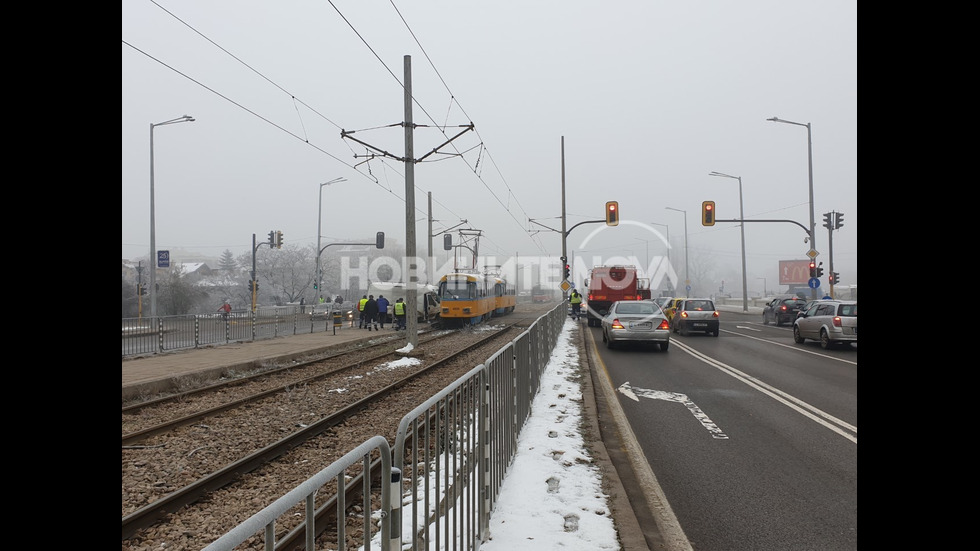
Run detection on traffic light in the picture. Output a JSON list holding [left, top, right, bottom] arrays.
[[823, 212, 833, 230], [276, 230, 283, 249], [816, 263, 824, 278], [376, 231, 385, 249], [605, 201, 619, 226], [564, 264, 571, 280], [138, 284, 147, 296], [268, 231, 276, 246], [835, 212, 844, 229], [808, 261, 816, 278], [702, 201, 715, 226], [313, 281, 318, 290], [443, 233, 452, 250], [830, 271, 840, 285]]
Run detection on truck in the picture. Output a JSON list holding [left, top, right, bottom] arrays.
[[583, 265, 651, 327]]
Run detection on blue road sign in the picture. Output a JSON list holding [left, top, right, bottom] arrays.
[[808, 277, 820, 289], [158, 250, 170, 268], [686, 285, 692, 293]]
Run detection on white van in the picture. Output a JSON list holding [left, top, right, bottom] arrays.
[[366, 281, 440, 322]]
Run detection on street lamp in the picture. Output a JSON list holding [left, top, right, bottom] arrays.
[[646, 222, 670, 289], [316, 177, 347, 303], [767, 116, 816, 299], [664, 207, 689, 296], [708, 171, 748, 313], [149, 114, 195, 319], [757, 276, 767, 297]]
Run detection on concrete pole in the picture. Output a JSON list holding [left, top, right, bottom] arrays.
[[403, 55, 419, 348]]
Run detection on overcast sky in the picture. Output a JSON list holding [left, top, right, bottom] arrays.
[[122, 1, 856, 296]]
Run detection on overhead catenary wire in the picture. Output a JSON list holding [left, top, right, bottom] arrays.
[[126, 1, 551, 256]]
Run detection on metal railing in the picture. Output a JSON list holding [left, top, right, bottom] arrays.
[[122, 305, 356, 357], [202, 302, 567, 551]]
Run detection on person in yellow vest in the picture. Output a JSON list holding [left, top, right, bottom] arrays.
[[393, 298, 407, 331], [569, 289, 583, 320], [357, 295, 369, 328]]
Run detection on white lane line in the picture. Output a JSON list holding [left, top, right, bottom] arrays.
[[673, 339, 857, 444]]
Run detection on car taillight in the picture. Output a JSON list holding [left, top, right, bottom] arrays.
[[712, 311, 719, 317], [680, 311, 688, 318], [833, 316, 842, 327], [611, 318, 624, 329], [780, 305, 787, 311], [658, 319, 670, 330]]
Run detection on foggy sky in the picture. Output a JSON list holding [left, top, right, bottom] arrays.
[[122, 1, 857, 296]]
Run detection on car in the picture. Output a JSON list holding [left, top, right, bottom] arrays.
[[793, 300, 857, 349], [662, 297, 685, 323], [600, 300, 670, 351], [653, 296, 674, 313], [795, 299, 833, 321], [671, 298, 720, 336], [309, 303, 341, 321], [762, 296, 809, 326]]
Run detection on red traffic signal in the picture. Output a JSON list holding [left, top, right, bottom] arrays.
[[702, 201, 715, 226], [605, 201, 619, 226], [808, 261, 817, 278]]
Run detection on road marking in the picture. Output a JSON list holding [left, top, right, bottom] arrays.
[[672, 339, 857, 443], [618, 382, 729, 439], [721, 328, 857, 364], [735, 325, 762, 332]]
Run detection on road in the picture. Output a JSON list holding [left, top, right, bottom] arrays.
[[590, 309, 857, 551]]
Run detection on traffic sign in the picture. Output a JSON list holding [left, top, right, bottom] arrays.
[[158, 250, 170, 268], [806, 249, 819, 259], [808, 277, 820, 289], [559, 280, 571, 292], [686, 284, 691, 293]]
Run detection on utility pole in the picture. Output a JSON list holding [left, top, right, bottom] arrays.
[[561, 136, 568, 298], [341, 55, 473, 351]]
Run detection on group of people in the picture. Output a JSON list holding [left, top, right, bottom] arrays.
[[356, 294, 408, 331]]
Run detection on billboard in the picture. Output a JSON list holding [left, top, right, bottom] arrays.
[[779, 260, 812, 285]]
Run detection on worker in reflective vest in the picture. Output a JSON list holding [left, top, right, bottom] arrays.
[[358, 295, 369, 328], [569, 290, 583, 320], [393, 298, 407, 330]]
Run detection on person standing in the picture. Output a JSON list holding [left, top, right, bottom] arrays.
[[393, 298, 407, 330], [363, 295, 379, 331], [357, 295, 368, 328], [569, 289, 583, 320], [376, 295, 390, 329]]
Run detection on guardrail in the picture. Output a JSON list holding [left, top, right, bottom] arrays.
[[121, 305, 356, 357], [201, 302, 567, 551]]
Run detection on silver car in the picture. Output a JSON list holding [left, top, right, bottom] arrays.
[[793, 300, 857, 349], [671, 298, 720, 336], [600, 300, 670, 351]]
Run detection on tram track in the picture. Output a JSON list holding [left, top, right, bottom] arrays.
[[122, 328, 454, 444], [121, 318, 532, 546]]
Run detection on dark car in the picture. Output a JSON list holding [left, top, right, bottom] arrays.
[[762, 296, 808, 326]]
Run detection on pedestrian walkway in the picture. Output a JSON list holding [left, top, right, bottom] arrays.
[[122, 327, 399, 402]]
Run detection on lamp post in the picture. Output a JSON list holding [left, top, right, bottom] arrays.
[[757, 277, 767, 297], [664, 207, 688, 296], [767, 116, 816, 299], [646, 222, 670, 290], [708, 171, 748, 313], [316, 177, 347, 303], [149, 115, 194, 320]]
